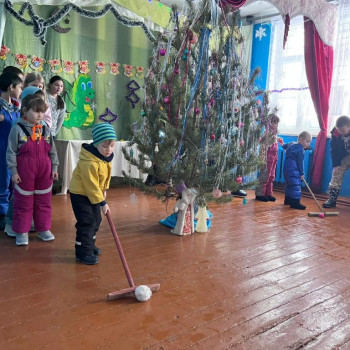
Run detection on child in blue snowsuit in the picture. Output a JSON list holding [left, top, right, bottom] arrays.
[[0, 72, 23, 230], [282, 131, 312, 210]]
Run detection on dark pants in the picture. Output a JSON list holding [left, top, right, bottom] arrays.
[[70, 193, 101, 256]]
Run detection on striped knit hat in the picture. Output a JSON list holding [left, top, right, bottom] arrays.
[[92, 123, 117, 146]]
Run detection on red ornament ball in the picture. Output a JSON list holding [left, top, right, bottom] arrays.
[[235, 176, 243, 184], [164, 97, 170, 104], [194, 107, 201, 115], [210, 133, 216, 141], [159, 49, 166, 56]]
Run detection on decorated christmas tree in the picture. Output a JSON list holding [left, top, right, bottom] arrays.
[[123, 0, 275, 207]]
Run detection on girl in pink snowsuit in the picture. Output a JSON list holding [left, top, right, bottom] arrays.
[[255, 115, 283, 202], [6, 95, 59, 246]]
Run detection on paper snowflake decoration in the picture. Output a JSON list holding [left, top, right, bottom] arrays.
[[255, 26, 267, 41]]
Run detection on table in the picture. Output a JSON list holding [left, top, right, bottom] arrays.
[[55, 140, 146, 195]]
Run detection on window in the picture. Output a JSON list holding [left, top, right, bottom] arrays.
[[329, 0, 350, 131], [268, 16, 319, 136]]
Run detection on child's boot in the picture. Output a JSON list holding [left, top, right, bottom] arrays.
[[290, 198, 306, 210], [37, 230, 55, 241], [4, 223, 16, 237], [323, 188, 339, 208], [16, 233, 29, 246], [76, 253, 99, 265], [284, 196, 291, 205], [267, 195, 276, 202], [0, 214, 5, 231], [255, 195, 269, 202]]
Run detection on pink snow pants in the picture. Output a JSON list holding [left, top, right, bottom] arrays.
[[255, 142, 278, 197], [12, 138, 53, 233]]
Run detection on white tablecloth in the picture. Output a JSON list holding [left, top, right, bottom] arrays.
[[55, 140, 146, 195]]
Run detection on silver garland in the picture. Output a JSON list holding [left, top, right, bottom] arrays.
[[4, 0, 156, 45]]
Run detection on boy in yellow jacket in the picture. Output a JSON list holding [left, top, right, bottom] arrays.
[[70, 123, 116, 265]]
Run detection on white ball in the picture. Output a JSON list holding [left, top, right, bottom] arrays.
[[135, 285, 152, 302]]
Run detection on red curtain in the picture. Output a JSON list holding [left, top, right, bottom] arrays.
[[304, 17, 334, 192]]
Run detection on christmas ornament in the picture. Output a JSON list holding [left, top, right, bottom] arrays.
[[154, 143, 159, 153], [212, 188, 222, 199], [210, 133, 216, 141], [194, 107, 201, 115], [159, 48, 166, 56], [235, 176, 243, 184], [164, 97, 170, 104]]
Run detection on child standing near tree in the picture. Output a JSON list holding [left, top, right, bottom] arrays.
[[282, 131, 312, 210], [6, 95, 58, 245], [70, 123, 117, 265], [47, 75, 66, 137], [255, 114, 283, 202], [0, 72, 23, 231], [323, 115, 350, 208]]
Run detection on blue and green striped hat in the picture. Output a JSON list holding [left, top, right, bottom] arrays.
[[92, 123, 117, 146]]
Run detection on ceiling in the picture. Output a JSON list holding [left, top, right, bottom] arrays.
[[160, 0, 280, 22]]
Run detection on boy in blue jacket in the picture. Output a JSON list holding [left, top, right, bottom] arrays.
[[282, 131, 312, 210], [323, 115, 350, 208]]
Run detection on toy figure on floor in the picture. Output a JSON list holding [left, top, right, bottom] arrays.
[[6, 95, 58, 245], [69, 123, 117, 265], [282, 131, 312, 210], [171, 187, 197, 236], [255, 114, 283, 202]]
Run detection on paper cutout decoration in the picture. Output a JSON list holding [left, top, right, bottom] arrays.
[[98, 107, 118, 124], [63, 60, 75, 74], [15, 54, 28, 69], [0, 45, 11, 60], [47, 59, 62, 73], [135, 66, 145, 79], [110, 62, 120, 76], [125, 80, 140, 108], [78, 60, 90, 74], [123, 64, 133, 78], [95, 61, 106, 74], [30, 56, 45, 71]]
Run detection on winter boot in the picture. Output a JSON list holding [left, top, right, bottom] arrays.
[[255, 196, 269, 202], [284, 196, 291, 205], [323, 188, 339, 208], [289, 198, 306, 210], [267, 195, 276, 202]]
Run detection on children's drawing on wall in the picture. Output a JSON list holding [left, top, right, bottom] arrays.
[[62, 74, 95, 129]]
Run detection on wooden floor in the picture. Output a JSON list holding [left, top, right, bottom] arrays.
[[1, 186, 350, 350]]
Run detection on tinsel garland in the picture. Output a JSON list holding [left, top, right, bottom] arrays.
[[4, 0, 156, 45]]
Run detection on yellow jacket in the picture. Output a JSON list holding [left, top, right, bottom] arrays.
[[69, 144, 112, 204]]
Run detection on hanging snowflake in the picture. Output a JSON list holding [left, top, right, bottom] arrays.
[[255, 26, 267, 41]]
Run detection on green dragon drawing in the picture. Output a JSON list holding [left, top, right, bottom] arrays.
[[62, 74, 95, 129]]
